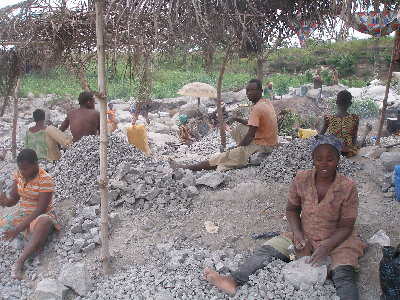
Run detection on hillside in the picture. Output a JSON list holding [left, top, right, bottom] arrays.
[[16, 37, 400, 101]]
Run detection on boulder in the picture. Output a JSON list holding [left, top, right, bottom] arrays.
[[380, 151, 400, 171], [282, 256, 328, 289], [33, 278, 68, 300], [221, 89, 246, 104], [58, 262, 93, 296], [195, 172, 225, 188], [179, 101, 207, 118]]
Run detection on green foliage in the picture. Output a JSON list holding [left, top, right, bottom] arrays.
[[328, 97, 379, 118], [326, 52, 358, 76], [278, 111, 300, 136], [320, 69, 333, 85], [274, 78, 290, 97], [339, 76, 368, 88], [265, 73, 313, 97]]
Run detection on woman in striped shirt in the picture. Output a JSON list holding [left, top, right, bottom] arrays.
[[0, 149, 60, 280]]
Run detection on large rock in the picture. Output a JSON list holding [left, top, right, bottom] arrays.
[[380, 151, 400, 171], [195, 172, 225, 188], [282, 256, 328, 289], [179, 101, 207, 118], [32, 278, 68, 300], [306, 84, 348, 100], [58, 262, 93, 296], [221, 89, 246, 104]]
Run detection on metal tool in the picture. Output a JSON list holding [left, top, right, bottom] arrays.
[[251, 231, 281, 239]]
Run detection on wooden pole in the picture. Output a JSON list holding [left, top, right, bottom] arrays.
[[376, 30, 399, 145], [11, 76, 22, 159], [216, 43, 232, 152], [95, 0, 111, 274]]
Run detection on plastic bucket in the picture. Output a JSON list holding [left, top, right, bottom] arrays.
[[394, 164, 400, 202]]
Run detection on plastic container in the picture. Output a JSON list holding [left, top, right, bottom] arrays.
[[394, 164, 400, 202]]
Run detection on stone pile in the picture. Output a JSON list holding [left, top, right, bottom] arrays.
[[187, 129, 234, 157], [74, 239, 338, 300], [0, 241, 32, 300], [258, 138, 361, 183]]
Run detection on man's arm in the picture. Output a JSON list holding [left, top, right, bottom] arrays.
[[0, 181, 20, 207], [237, 125, 257, 147], [59, 116, 69, 132], [227, 117, 248, 126]]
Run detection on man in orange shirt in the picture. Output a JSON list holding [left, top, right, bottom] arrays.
[[171, 79, 278, 171]]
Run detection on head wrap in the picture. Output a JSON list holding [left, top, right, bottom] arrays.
[[311, 134, 342, 154], [179, 114, 188, 125]]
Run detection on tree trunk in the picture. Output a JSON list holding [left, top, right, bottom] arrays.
[[0, 96, 10, 117], [95, 0, 111, 274], [256, 57, 264, 81], [11, 76, 22, 159], [217, 43, 232, 152], [376, 30, 399, 145]]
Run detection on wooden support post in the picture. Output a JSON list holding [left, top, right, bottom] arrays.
[[216, 43, 232, 152], [95, 0, 111, 274], [11, 76, 22, 159], [376, 30, 399, 145]]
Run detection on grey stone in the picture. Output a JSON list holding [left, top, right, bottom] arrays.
[[82, 219, 96, 231], [109, 190, 120, 202], [144, 188, 160, 201], [87, 193, 100, 205], [72, 239, 85, 253], [282, 256, 328, 289], [82, 243, 96, 253], [82, 207, 97, 220], [33, 278, 68, 300], [58, 263, 93, 296], [380, 152, 400, 171], [186, 186, 199, 197], [195, 172, 225, 188], [71, 224, 83, 234]]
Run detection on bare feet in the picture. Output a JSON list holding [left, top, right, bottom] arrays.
[[204, 267, 237, 295], [10, 262, 23, 280]]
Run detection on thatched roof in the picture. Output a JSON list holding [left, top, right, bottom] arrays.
[[0, 1, 399, 65]]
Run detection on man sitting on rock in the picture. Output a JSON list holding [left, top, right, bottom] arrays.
[[170, 79, 278, 171], [59, 91, 100, 143]]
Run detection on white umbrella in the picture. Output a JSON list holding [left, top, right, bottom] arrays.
[[178, 82, 217, 115], [177, 82, 217, 98]]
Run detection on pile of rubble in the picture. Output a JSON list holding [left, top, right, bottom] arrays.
[[0, 240, 33, 300], [187, 129, 234, 157], [50, 134, 230, 262], [70, 239, 339, 300], [258, 138, 361, 183]]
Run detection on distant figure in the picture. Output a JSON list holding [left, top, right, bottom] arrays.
[[107, 103, 118, 133], [25, 109, 48, 160], [263, 81, 274, 100], [0, 149, 60, 280], [170, 79, 278, 171], [130, 99, 151, 125], [25, 109, 70, 161], [313, 69, 323, 89], [319, 90, 372, 157], [178, 114, 197, 144], [59, 91, 100, 143]]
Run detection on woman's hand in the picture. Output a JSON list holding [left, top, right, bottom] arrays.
[[2, 228, 20, 241], [293, 231, 308, 251], [307, 244, 331, 267]]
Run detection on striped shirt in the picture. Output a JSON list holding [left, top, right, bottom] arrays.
[[14, 168, 55, 213]]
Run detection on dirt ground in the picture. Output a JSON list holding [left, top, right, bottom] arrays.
[[1, 100, 399, 299]]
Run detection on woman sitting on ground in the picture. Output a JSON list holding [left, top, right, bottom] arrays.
[[204, 135, 366, 300], [319, 90, 372, 157], [0, 149, 60, 280], [25, 109, 48, 160]]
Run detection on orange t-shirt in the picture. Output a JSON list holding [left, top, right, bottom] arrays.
[[247, 99, 278, 146], [107, 109, 116, 125]]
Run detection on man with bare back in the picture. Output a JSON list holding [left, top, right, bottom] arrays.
[[59, 91, 100, 142]]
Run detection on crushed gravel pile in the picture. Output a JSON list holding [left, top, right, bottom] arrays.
[[0, 238, 34, 300], [187, 129, 234, 157], [258, 138, 361, 183], [76, 239, 338, 300]]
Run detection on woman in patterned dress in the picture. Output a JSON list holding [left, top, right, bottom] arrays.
[[320, 90, 371, 157], [0, 149, 60, 280]]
